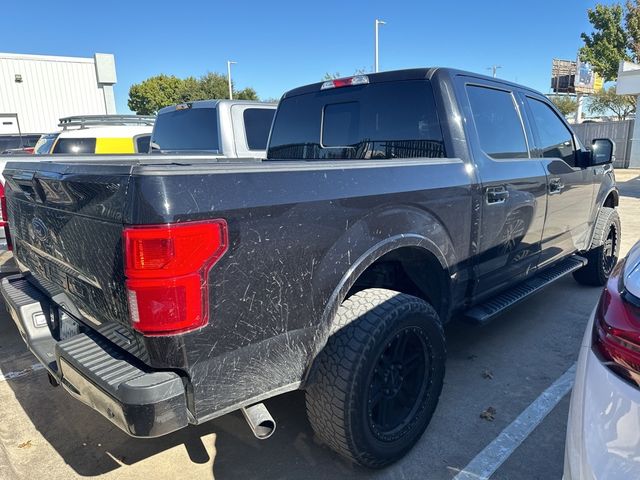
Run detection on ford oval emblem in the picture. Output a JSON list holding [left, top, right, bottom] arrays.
[[31, 218, 48, 241]]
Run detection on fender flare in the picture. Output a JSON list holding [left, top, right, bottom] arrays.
[[587, 187, 619, 248], [302, 233, 452, 383]]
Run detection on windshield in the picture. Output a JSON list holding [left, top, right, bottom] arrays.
[[151, 108, 219, 152], [267, 80, 445, 160]]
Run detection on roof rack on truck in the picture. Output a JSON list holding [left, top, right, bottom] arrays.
[[58, 115, 155, 130]]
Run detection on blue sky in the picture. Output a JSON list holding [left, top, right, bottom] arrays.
[[2, 0, 617, 113]]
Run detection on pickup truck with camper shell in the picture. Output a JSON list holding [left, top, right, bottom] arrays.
[[0, 68, 620, 468]]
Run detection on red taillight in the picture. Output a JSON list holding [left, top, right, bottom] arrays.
[[123, 220, 228, 335], [593, 263, 640, 386], [0, 182, 12, 251]]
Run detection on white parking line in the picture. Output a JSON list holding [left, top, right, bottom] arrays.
[[453, 363, 577, 480], [0, 363, 45, 382]]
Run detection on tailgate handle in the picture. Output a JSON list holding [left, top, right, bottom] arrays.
[[12, 173, 46, 203]]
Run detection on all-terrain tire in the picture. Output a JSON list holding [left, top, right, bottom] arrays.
[[573, 207, 621, 286], [305, 288, 445, 468]]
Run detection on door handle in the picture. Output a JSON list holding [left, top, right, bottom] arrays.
[[486, 186, 509, 204], [549, 178, 564, 195]]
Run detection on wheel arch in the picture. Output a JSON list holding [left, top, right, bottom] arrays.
[[303, 234, 452, 385]]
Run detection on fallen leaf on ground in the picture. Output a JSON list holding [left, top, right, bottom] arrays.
[[17, 440, 32, 449], [480, 407, 496, 422]]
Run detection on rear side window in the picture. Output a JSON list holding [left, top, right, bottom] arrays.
[[136, 134, 151, 153], [526, 97, 576, 167], [244, 108, 275, 150], [268, 80, 445, 160], [466, 85, 528, 159], [53, 138, 96, 154], [151, 108, 219, 152]]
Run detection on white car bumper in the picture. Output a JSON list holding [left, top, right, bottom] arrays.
[[564, 309, 640, 479]]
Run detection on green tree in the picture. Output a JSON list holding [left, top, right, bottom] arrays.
[[588, 86, 637, 119], [235, 87, 259, 100], [579, 2, 640, 81], [548, 95, 578, 117], [128, 72, 260, 114], [127, 74, 184, 115]]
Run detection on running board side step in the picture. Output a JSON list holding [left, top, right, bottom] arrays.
[[464, 255, 588, 324]]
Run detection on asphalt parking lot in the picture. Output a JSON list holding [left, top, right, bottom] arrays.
[[0, 169, 638, 480]]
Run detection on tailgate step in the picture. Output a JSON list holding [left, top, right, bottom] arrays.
[[464, 255, 588, 324]]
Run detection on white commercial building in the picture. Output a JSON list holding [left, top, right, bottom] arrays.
[[0, 52, 117, 134]]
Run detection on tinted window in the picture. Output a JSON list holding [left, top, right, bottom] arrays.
[[151, 108, 219, 152], [466, 85, 528, 159], [244, 108, 275, 150], [136, 134, 151, 153], [526, 97, 576, 166], [268, 80, 445, 160], [0, 135, 40, 152], [34, 134, 59, 154], [53, 138, 96, 154]]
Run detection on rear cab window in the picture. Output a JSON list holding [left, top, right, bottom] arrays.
[[267, 80, 446, 160], [243, 108, 275, 150], [151, 107, 219, 152]]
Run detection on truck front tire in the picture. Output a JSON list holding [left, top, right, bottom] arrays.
[[305, 288, 445, 468], [573, 207, 621, 286]]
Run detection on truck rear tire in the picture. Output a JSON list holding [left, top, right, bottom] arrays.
[[305, 288, 445, 468], [573, 207, 621, 286]]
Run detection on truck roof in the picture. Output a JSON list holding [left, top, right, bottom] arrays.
[[157, 100, 277, 115], [282, 67, 544, 99]]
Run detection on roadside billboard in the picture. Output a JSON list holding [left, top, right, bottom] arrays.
[[551, 58, 603, 94]]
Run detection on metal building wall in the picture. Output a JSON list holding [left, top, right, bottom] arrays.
[[0, 53, 117, 134]]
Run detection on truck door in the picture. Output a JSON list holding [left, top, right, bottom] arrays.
[[521, 94, 594, 267], [459, 79, 548, 300]]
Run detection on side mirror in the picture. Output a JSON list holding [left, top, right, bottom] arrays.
[[590, 138, 614, 166]]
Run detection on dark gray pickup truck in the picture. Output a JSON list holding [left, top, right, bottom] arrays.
[[1, 68, 620, 468]]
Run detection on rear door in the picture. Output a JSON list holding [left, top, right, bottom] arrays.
[[457, 77, 548, 300], [521, 94, 594, 266]]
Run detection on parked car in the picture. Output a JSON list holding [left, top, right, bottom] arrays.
[[151, 100, 276, 157], [1, 147, 35, 155], [1, 68, 620, 468], [0, 134, 40, 154], [0, 116, 154, 251], [564, 240, 639, 480]]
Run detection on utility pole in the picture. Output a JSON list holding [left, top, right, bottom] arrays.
[[487, 65, 502, 78], [374, 19, 386, 73], [227, 60, 237, 100]]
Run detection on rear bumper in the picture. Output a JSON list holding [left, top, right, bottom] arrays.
[[1, 273, 190, 438], [564, 309, 640, 479]]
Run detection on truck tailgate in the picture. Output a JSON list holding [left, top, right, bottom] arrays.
[[4, 160, 134, 331]]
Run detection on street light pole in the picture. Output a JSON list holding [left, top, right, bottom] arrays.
[[227, 60, 237, 100], [374, 19, 386, 73], [487, 65, 502, 78]]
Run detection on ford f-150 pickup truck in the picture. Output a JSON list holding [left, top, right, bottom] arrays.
[[0, 68, 620, 468]]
